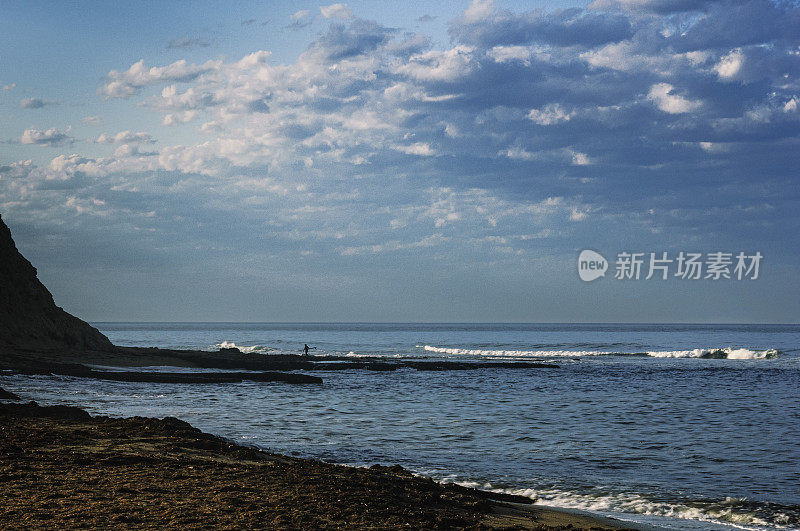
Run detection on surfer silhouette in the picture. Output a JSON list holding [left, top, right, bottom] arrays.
[[303, 344, 316, 356]]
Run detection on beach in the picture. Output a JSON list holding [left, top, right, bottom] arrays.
[[0, 398, 631, 530]]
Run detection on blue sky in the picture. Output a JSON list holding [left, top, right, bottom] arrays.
[[1, 0, 798, 323]]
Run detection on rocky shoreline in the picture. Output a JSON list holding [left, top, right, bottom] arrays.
[[1, 202, 629, 529], [0, 344, 558, 387], [0, 395, 634, 530]]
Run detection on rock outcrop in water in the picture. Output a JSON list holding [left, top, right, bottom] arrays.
[[0, 214, 115, 352]]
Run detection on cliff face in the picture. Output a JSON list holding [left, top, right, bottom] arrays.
[[0, 214, 115, 352]]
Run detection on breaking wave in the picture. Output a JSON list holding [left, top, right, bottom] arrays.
[[213, 341, 272, 354], [418, 345, 778, 360], [443, 479, 798, 529]]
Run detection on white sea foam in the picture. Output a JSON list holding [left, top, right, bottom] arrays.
[[419, 345, 611, 357], [646, 348, 778, 359], [213, 341, 265, 354], [444, 480, 791, 529], [418, 345, 778, 359]]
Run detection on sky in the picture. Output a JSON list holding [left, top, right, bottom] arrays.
[[0, 0, 798, 323]]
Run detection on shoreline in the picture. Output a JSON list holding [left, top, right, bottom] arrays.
[[0, 393, 637, 530], [0, 345, 559, 385]]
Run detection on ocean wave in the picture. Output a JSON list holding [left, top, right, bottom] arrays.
[[446, 480, 797, 529], [647, 348, 778, 359], [417, 345, 778, 360], [213, 341, 270, 354]]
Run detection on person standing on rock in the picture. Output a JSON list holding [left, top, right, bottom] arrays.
[[303, 344, 316, 356]]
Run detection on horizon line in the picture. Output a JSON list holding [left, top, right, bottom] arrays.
[[89, 321, 800, 326]]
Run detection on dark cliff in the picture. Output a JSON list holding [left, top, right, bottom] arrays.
[[0, 214, 115, 352]]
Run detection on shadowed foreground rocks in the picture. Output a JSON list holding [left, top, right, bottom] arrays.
[[0, 386, 20, 400], [0, 401, 631, 530]]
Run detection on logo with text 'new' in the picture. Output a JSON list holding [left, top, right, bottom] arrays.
[[578, 250, 608, 282]]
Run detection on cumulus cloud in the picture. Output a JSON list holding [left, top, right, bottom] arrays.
[[20, 126, 73, 146], [0, 159, 34, 179], [2, 1, 798, 280], [162, 110, 199, 126], [450, 0, 632, 48], [113, 144, 157, 158], [500, 145, 536, 160], [394, 142, 435, 156], [393, 46, 476, 82], [320, 4, 353, 20], [647, 83, 702, 114], [307, 19, 394, 62], [570, 151, 592, 166], [527, 104, 575, 125], [714, 49, 744, 80], [96, 131, 156, 144], [99, 58, 220, 98]]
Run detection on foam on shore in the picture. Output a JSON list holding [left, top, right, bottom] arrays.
[[445, 480, 797, 529]]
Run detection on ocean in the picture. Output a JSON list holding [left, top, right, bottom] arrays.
[[4, 323, 799, 530]]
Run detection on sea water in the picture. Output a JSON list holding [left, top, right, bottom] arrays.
[[3, 323, 799, 530]]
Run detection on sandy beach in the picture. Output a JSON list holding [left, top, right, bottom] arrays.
[[0, 397, 635, 530]]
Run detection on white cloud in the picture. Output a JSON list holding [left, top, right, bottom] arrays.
[[96, 131, 155, 144], [287, 9, 313, 29], [291, 10, 310, 20], [394, 142, 435, 156], [698, 142, 730, 153], [714, 49, 744, 80], [162, 111, 199, 126], [570, 208, 589, 221], [65, 196, 108, 216], [81, 115, 103, 126], [647, 83, 701, 114], [393, 46, 476, 82], [320, 4, 353, 20], [487, 45, 531, 65], [99, 58, 221, 98], [113, 144, 157, 158], [0, 159, 34, 179], [20, 126, 73, 146], [570, 150, 591, 166], [500, 146, 536, 160], [462, 0, 495, 23], [527, 104, 575, 125], [1, 3, 792, 277]]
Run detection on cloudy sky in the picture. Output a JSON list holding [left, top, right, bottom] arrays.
[[1, 0, 798, 322]]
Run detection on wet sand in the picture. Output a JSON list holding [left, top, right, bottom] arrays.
[[0, 398, 635, 530]]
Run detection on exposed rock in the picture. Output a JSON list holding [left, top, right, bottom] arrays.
[[2, 405, 634, 530], [0, 214, 115, 352], [0, 400, 91, 420], [0, 387, 21, 400]]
